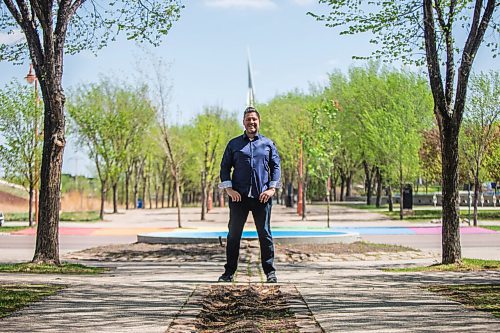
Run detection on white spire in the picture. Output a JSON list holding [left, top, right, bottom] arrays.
[[247, 48, 255, 107]]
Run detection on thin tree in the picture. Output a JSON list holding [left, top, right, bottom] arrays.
[[0, 1, 183, 264]]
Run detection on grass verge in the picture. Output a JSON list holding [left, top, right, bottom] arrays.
[[428, 284, 500, 318], [5, 211, 100, 222], [0, 284, 64, 318], [385, 258, 500, 272], [339, 203, 500, 221], [0, 262, 106, 274], [482, 226, 500, 232], [0, 226, 30, 233]]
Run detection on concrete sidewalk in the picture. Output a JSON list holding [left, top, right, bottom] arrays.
[[0, 204, 499, 332]]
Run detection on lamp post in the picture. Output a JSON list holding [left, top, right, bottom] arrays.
[[25, 64, 39, 226]]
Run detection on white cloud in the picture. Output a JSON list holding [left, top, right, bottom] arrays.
[[204, 0, 277, 10], [291, 0, 315, 6], [0, 30, 25, 45]]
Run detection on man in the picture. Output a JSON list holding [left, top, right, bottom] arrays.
[[218, 106, 281, 283]]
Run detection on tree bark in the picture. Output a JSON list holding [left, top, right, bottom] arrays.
[[33, 83, 65, 265], [346, 170, 352, 197], [125, 169, 131, 210], [99, 180, 106, 221], [201, 171, 206, 220], [440, 121, 462, 263], [376, 167, 382, 208], [28, 183, 34, 227], [339, 175, 345, 202], [387, 185, 394, 212], [363, 161, 373, 205], [112, 182, 118, 213]]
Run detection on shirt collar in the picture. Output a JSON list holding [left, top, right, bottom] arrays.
[[243, 131, 260, 141]]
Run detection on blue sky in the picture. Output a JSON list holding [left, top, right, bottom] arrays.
[[0, 0, 498, 176]]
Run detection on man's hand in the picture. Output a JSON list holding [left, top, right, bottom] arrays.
[[226, 188, 241, 202], [259, 188, 275, 203]]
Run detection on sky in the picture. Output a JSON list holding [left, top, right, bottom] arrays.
[[0, 0, 498, 177]]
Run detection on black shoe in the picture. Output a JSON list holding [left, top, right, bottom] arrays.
[[266, 271, 277, 283], [218, 274, 233, 282]]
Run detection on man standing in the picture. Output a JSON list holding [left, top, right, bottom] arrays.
[[218, 106, 281, 283]]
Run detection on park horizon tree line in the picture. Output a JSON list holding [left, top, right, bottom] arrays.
[[2, 63, 498, 222], [0, 0, 497, 265]]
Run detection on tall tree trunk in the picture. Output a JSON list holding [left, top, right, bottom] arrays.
[[340, 174, 345, 202], [201, 171, 206, 220], [161, 177, 166, 208], [363, 161, 373, 205], [28, 183, 34, 227], [112, 182, 118, 213], [99, 180, 106, 220], [399, 162, 404, 221], [440, 121, 462, 263], [148, 176, 152, 209], [387, 185, 394, 212], [33, 83, 65, 265], [376, 167, 382, 208], [326, 178, 330, 228], [125, 171, 130, 210], [175, 178, 182, 227], [346, 171, 352, 197]]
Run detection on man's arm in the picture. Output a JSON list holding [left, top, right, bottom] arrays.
[[259, 141, 281, 203], [219, 142, 242, 202]]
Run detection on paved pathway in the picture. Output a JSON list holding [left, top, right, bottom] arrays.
[[0, 204, 499, 332]]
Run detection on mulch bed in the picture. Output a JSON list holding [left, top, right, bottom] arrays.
[[67, 240, 417, 263], [196, 285, 299, 333]]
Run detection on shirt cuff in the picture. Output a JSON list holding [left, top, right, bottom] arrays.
[[269, 181, 280, 189], [218, 181, 233, 189]]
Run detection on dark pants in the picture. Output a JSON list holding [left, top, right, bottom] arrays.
[[224, 196, 275, 275]]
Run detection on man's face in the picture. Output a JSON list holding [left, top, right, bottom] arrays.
[[243, 111, 260, 135]]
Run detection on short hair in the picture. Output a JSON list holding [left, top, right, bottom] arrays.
[[243, 106, 260, 119]]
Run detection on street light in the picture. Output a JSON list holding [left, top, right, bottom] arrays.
[[25, 64, 39, 226]]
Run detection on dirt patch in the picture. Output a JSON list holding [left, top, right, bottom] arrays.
[[277, 241, 416, 255], [196, 285, 299, 333], [65, 242, 226, 262], [66, 240, 424, 263]]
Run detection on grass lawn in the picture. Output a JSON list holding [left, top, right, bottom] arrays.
[[5, 211, 100, 222], [0, 226, 30, 233], [0, 262, 106, 274], [339, 203, 500, 221], [428, 284, 500, 318], [0, 284, 64, 318], [386, 258, 500, 272], [483, 226, 500, 232]]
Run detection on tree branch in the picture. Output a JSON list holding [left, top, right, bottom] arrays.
[[455, 0, 496, 123], [423, 0, 447, 120]]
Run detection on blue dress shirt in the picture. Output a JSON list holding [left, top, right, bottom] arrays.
[[220, 132, 281, 197]]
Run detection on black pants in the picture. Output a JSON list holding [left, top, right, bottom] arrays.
[[224, 196, 275, 275]]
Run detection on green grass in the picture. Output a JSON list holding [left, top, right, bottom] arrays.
[[0, 262, 106, 274], [0, 284, 64, 318], [0, 226, 30, 233], [5, 211, 100, 222], [386, 258, 500, 272], [339, 203, 500, 221], [428, 284, 500, 318], [483, 226, 500, 232]]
